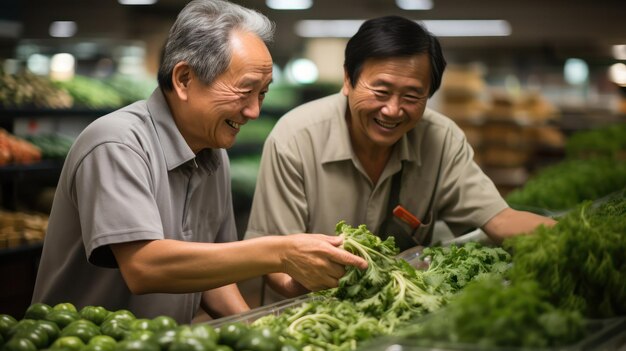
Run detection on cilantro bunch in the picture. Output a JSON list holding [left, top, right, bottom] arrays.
[[330, 221, 442, 325]]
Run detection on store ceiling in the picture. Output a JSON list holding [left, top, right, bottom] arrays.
[[5, 0, 626, 66]]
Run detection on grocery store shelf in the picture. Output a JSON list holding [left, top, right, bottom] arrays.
[[0, 241, 43, 260], [0, 159, 64, 177], [0, 107, 115, 118]]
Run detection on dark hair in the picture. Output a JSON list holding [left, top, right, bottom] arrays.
[[344, 15, 446, 97]]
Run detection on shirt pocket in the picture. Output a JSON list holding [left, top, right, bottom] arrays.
[[413, 210, 434, 246]]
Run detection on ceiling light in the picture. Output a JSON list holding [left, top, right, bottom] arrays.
[[295, 20, 362, 38], [422, 20, 511, 37], [612, 45, 626, 60], [49, 21, 77, 38], [609, 63, 626, 86], [50, 53, 76, 81], [286, 58, 319, 84], [295, 19, 511, 38], [266, 0, 312, 10], [395, 0, 433, 10], [118, 0, 157, 5], [564, 58, 589, 85]]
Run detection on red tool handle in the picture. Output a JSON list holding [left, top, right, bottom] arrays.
[[393, 205, 421, 229]]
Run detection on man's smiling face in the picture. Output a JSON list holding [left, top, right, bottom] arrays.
[[343, 54, 431, 150], [181, 29, 273, 151]]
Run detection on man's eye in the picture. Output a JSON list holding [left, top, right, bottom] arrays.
[[373, 90, 389, 96], [405, 94, 427, 102]]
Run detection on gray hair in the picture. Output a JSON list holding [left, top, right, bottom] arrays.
[[157, 0, 275, 91]]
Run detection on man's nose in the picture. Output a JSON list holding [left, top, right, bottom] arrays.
[[381, 96, 403, 117], [242, 97, 261, 120]]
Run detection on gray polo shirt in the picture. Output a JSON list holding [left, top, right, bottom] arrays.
[[32, 88, 237, 323], [246, 93, 507, 243]]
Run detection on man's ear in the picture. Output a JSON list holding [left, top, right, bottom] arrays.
[[342, 69, 351, 96], [172, 62, 192, 101]]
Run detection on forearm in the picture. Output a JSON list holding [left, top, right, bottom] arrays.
[[266, 272, 309, 298], [482, 208, 557, 243], [200, 284, 249, 319], [112, 237, 288, 294]]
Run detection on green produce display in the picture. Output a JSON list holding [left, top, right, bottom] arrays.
[[24, 135, 74, 160], [2, 208, 623, 351], [235, 118, 276, 144], [251, 222, 510, 350], [505, 157, 626, 211], [103, 74, 157, 105], [229, 155, 261, 196], [53, 75, 124, 109], [504, 189, 626, 318], [565, 123, 626, 160], [0, 301, 300, 351], [419, 242, 511, 297], [0, 66, 72, 109], [397, 275, 585, 349]]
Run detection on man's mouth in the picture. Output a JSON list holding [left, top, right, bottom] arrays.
[[226, 120, 242, 129], [374, 118, 401, 129]]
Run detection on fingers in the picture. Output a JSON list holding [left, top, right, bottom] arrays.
[[297, 233, 368, 270], [320, 234, 343, 246], [327, 246, 368, 270], [281, 233, 368, 292]]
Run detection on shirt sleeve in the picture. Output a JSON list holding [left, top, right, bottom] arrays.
[[72, 142, 164, 267], [245, 136, 308, 239], [436, 130, 508, 235]]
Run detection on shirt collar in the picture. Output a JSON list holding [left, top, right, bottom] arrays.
[[320, 93, 420, 168], [147, 87, 221, 173]]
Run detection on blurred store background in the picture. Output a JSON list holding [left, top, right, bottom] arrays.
[[1, 0, 626, 316]]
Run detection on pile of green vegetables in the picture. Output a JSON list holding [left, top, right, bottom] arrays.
[[24, 135, 74, 160], [420, 242, 511, 297], [504, 189, 626, 318], [394, 190, 625, 349], [505, 157, 626, 211], [397, 276, 585, 349], [53, 76, 125, 109], [0, 302, 293, 351], [251, 222, 511, 350], [565, 123, 626, 160]]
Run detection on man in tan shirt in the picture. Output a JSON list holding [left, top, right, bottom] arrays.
[[245, 15, 554, 298]]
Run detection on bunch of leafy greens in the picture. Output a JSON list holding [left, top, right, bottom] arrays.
[[420, 242, 511, 297], [326, 221, 442, 326], [504, 189, 626, 318], [398, 275, 585, 348], [505, 157, 626, 211]]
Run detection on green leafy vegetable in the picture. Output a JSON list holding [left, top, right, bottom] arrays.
[[398, 275, 585, 348], [504, 189, 626, 318]]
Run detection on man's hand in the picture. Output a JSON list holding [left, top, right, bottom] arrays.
[[279, 234, 368, 292]]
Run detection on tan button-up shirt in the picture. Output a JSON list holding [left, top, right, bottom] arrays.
[[245, 93, 507, 243]]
